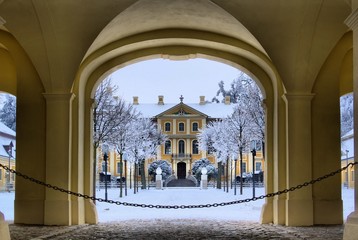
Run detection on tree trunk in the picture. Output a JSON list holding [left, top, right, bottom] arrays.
[[140, 160, 146, 189], [217, 162, 222, 189]]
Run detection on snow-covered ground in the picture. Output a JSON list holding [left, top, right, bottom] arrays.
[[0, 187, 355, 223]]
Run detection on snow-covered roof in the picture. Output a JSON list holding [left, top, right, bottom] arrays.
[[0, 121, 16, 158], [0, 121, 15, 137], [133, 102, 235, 119], [342, 129, 354, 139]]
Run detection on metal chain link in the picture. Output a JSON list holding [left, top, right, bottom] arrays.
[[0, 161, 356, 209]]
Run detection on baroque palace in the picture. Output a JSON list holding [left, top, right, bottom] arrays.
[[98, 95, 264, 184]]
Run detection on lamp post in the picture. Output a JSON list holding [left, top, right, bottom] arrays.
[[7, 148, 12, 192], [251, 140, 256, 198], [346, 150, 349, 189], [119, 151, 124, 198], [234, 153, 238, 195], [102, 143, 109, 201], [239, 146, 243, 195], [123, 152, 128, 196]]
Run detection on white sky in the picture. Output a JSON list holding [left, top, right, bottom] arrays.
[[111, 58, 241, 104]]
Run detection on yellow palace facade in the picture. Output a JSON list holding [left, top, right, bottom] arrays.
[[96, 95, 264, 183]]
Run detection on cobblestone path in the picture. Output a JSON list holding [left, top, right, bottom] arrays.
[[9, 219, 344, 240]]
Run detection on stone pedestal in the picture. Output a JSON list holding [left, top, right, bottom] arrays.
[[0, 212, 10, 240], [156, 174, 162, 189], [201, 174, 207, 189]]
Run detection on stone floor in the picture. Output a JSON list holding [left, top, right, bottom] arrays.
[[9, 219, 344, 240]]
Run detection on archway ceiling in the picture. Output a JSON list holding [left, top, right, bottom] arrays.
[[0, 0, 351, 94]]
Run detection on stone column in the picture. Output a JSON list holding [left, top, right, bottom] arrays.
[[283, 93, 314, 226], [43, 93, 74, 225], [344, 6, 358, 239], [0, 212, 10, 240]]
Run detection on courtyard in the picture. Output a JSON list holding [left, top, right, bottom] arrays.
[[1, 186, 353, 239]]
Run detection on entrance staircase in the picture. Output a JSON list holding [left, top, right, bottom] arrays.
[[166, 179, 196, 187]]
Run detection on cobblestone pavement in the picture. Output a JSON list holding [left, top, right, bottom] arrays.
[[9, 219, 344, 240]]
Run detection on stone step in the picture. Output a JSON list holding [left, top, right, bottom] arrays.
[[166, 179, 196, 187]]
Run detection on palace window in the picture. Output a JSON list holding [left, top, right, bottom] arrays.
[[165, 122, 171, 132], [192, 122, 198, 131], [102, 162, 107, 172], [178, 140, 185, 154], [179, 122, 185, 132], [242, 162, 247, 173], [165, 140, 172, 154], [255, 162, 262, 172], [192, 140, 199, 154]]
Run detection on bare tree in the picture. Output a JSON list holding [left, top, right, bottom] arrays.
[[92, 77, 138, 201]]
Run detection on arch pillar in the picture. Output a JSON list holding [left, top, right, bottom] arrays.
[[283, 93, 314, 226], [344, 5, 358, 239], [0, 212, 10, 240], [43, 93, 74, 225]]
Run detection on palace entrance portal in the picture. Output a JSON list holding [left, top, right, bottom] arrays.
[[177, 162, 186, 179]]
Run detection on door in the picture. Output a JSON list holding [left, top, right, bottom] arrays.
[[177, 162, 186, 179]]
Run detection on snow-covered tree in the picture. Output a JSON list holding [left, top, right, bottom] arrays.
[[212, 73, 265, 154], [148, 160, 172, 180], [191, 158, 217, 181], [125, 117, 167, 190], [93, 77, 138, 199], [0, 94, 16, 131]]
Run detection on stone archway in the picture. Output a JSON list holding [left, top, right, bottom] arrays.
[[73, 1, 283, 225]]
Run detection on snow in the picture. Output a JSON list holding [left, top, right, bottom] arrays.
[[0, 187, 355, 223]]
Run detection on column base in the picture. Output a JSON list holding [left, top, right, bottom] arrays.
[[286, 199, 313, 226], [71, 198, 85, 225], [314, 199, 343, 224], [15, 199, 44, 224], [260, 200, 273, 224], [344, 211, 358, 240], [84, 199, 98, 224], [44, 199, 71, 225], [0, 212, 10, 240], [273, 197, 286, 225]]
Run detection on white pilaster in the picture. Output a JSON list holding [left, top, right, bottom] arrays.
[[283, 93, 314, 226], [43, 93, 74, 225]]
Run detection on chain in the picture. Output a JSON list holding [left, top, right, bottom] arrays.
[[1, 162, 356, 209]]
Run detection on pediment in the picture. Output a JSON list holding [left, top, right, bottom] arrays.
[[155, 103, 207, 118]]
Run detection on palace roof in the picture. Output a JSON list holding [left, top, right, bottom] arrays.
[[133, 102, 236, 119]]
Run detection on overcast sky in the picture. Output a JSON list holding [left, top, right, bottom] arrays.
[[111, 58, 241, 104]]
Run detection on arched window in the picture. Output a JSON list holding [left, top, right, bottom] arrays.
[[165, 140, 172, 154], [178, 140, 185, 154], [192, 122, 198, 132], [192, 140, 199, 154], [165, 122, 171, 132], [179, 122, 185, 132]]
